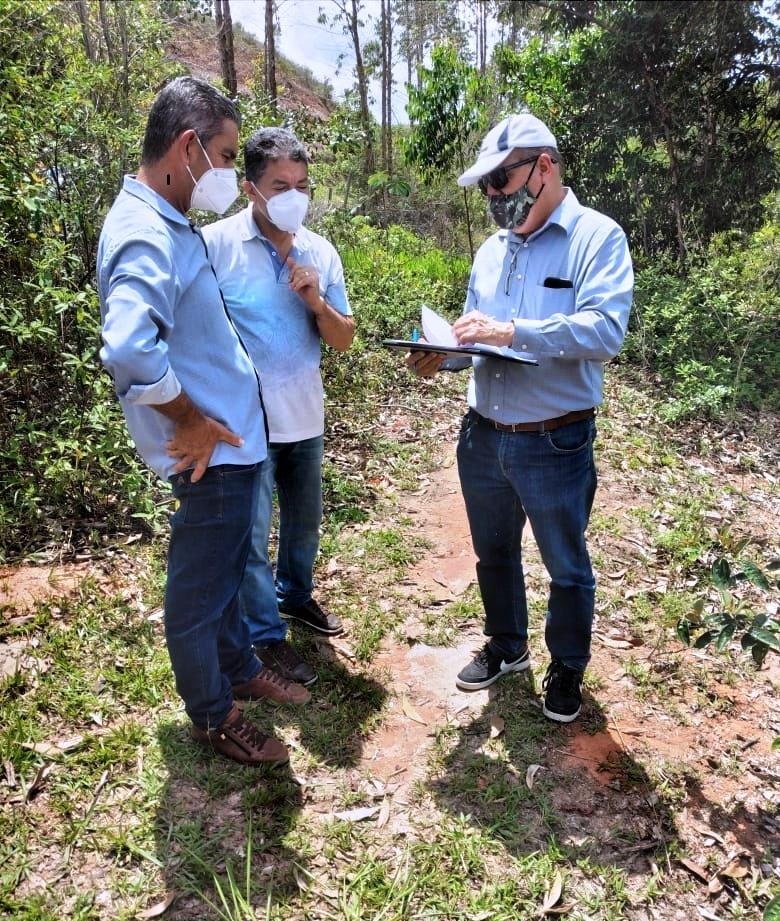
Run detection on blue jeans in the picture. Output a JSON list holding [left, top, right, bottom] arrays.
[[238, 435, 324, 646], [166, 463, 263, 730], [456, 411, 597, 670]]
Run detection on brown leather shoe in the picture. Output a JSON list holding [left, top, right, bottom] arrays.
[[232, 666, 311, 705], [191, 705, 289, 765]]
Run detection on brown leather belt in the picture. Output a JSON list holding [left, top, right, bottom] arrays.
[[473, 407, 595, 433]]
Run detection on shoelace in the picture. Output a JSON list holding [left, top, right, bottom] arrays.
[[543, 661, 579, 693], [228, 713, 269, 749], [262, 666, 293, 690]]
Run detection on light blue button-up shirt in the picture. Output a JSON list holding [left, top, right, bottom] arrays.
[[97, 177, 268, 479], [202, 205, 351, 443], [455, 189, 633, 423]]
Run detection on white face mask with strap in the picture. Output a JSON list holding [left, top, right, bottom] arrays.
[[187, 134, 239, 214], [252, 182, 309, 234]]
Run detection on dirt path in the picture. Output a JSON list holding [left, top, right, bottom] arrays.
[[343, 428, 779, 915]]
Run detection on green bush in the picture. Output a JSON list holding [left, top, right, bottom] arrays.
[[627, 219, 780, 420]]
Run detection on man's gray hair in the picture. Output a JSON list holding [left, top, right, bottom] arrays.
[[244, 127, 309, 182], [515, 145, 564, 177], [141, 76, 239, 165]]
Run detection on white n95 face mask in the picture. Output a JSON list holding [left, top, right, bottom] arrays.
[[187, 134, 239, 214], [254, 185, 309, 233]]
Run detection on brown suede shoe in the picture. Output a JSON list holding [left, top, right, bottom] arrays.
[[191, 705, 289, 765], [232, 666, 311, 705]]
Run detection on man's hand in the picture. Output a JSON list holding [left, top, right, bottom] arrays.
[[452, 311, 514, 347], [287, 256, 322, 314], [155, 391, 243, 484], [406, 340, 445, 378], [166, 414, 243, 483]]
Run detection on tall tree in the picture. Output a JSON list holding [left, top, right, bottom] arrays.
[[533, 0, 780, 260], [264, 0, 278, 108], [214, 0, 237, 96], [405, 43, 492, 258], [380, 0, 393, 174], [324, 0, 376, 179]]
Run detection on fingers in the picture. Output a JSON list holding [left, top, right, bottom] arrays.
[[214, 422, 244, 448], [407, 350, 444, 378], [190, 459, 207, 484]]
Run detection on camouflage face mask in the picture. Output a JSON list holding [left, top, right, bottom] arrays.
[[487, 157, 542, 230]]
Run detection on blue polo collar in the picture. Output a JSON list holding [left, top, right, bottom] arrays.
[[122, 175, 191, 227]]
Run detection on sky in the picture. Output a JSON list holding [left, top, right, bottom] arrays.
[[229, 0, 499, 125], [229, 0, 409, 122]]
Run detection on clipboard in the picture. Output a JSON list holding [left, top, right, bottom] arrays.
[[382, 339, 539, 366]]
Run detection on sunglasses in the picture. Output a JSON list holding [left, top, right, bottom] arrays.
[[478, 155, 539, 195]]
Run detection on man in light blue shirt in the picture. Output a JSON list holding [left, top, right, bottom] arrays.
[[98, 77, 310, 768], [409, 114, 633, 722], [203, 128, 354, 688]]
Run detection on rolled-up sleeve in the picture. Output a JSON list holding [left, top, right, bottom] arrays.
[[99, 231, 182, 405], [511, 225, 633, 361]]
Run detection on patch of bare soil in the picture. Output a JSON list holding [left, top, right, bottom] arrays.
[[347, 405, 779, 917]]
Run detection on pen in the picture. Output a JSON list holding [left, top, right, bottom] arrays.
[[411, 327, 419, 342]]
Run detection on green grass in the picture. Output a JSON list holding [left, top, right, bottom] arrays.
[[1, 368, 777, 920]]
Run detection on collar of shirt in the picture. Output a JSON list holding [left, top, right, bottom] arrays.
[[500, 188, 581, 250], [122, 175, 191, 228], [238, 203, 313, 253]]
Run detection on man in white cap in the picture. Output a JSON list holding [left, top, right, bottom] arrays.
[[408, 113, 633, 722]]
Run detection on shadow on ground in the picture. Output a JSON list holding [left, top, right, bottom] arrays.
[[427, 669, 681, 878], [153, 636, 387, 919]]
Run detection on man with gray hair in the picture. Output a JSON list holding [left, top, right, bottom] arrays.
[[98, 77, 311, 769], [408, 113, 633, 723], [203, 127, 354, 687]]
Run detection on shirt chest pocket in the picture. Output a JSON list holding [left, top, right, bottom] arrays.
[[525, 284, 576, 320]]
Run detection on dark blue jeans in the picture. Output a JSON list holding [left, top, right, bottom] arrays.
[[166, 463, 263, 730], [456, 411, 597, 670], [238, 435, 324, 646]]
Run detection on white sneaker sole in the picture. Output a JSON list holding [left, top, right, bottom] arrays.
[[456, 654, 531, 691], [542, 702, 581, 723]]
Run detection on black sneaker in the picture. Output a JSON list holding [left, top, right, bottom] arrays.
[[542, 659, 584, 723], [456, 643, 530, 691], [279, 598, 343, 635], [255, 640, 317, 687]]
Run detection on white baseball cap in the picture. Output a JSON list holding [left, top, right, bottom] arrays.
[[458, 113, 558, 187]]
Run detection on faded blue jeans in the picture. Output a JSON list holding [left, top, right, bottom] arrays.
[[238, 435, 324, 646], [166, 463, 263, 730], [456, 410, 598, 670]]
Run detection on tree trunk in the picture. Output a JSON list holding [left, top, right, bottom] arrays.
[[380, 0, 393, 176], [264, 0, 277, 107], [97, 0, 115, 62], [348, 0, 375, 179], [386, 0, 393, 176], [215, 0, 237, 97], [75, 0, 96, 62]]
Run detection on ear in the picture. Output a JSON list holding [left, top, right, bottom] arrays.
[[537, 152, 554, 176], [174, 128, 198, 165], [242, 179, 256, 200]]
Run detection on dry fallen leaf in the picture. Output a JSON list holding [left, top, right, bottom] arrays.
[[25, 763, 52, 802], [489, 714, 505, 738], [540, 870, 563, 914], [526, 764, 543, 789], [136, 892, 177, 919], [718, 856, 750, 879], [377, 797, 391, 828], [401, 696, 427, 725], [679, 857, 710, 884], [333, 805, 380, 823]]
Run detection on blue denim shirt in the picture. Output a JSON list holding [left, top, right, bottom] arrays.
[[457, 189, 633, 423], [97, 177, 267, 479]]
